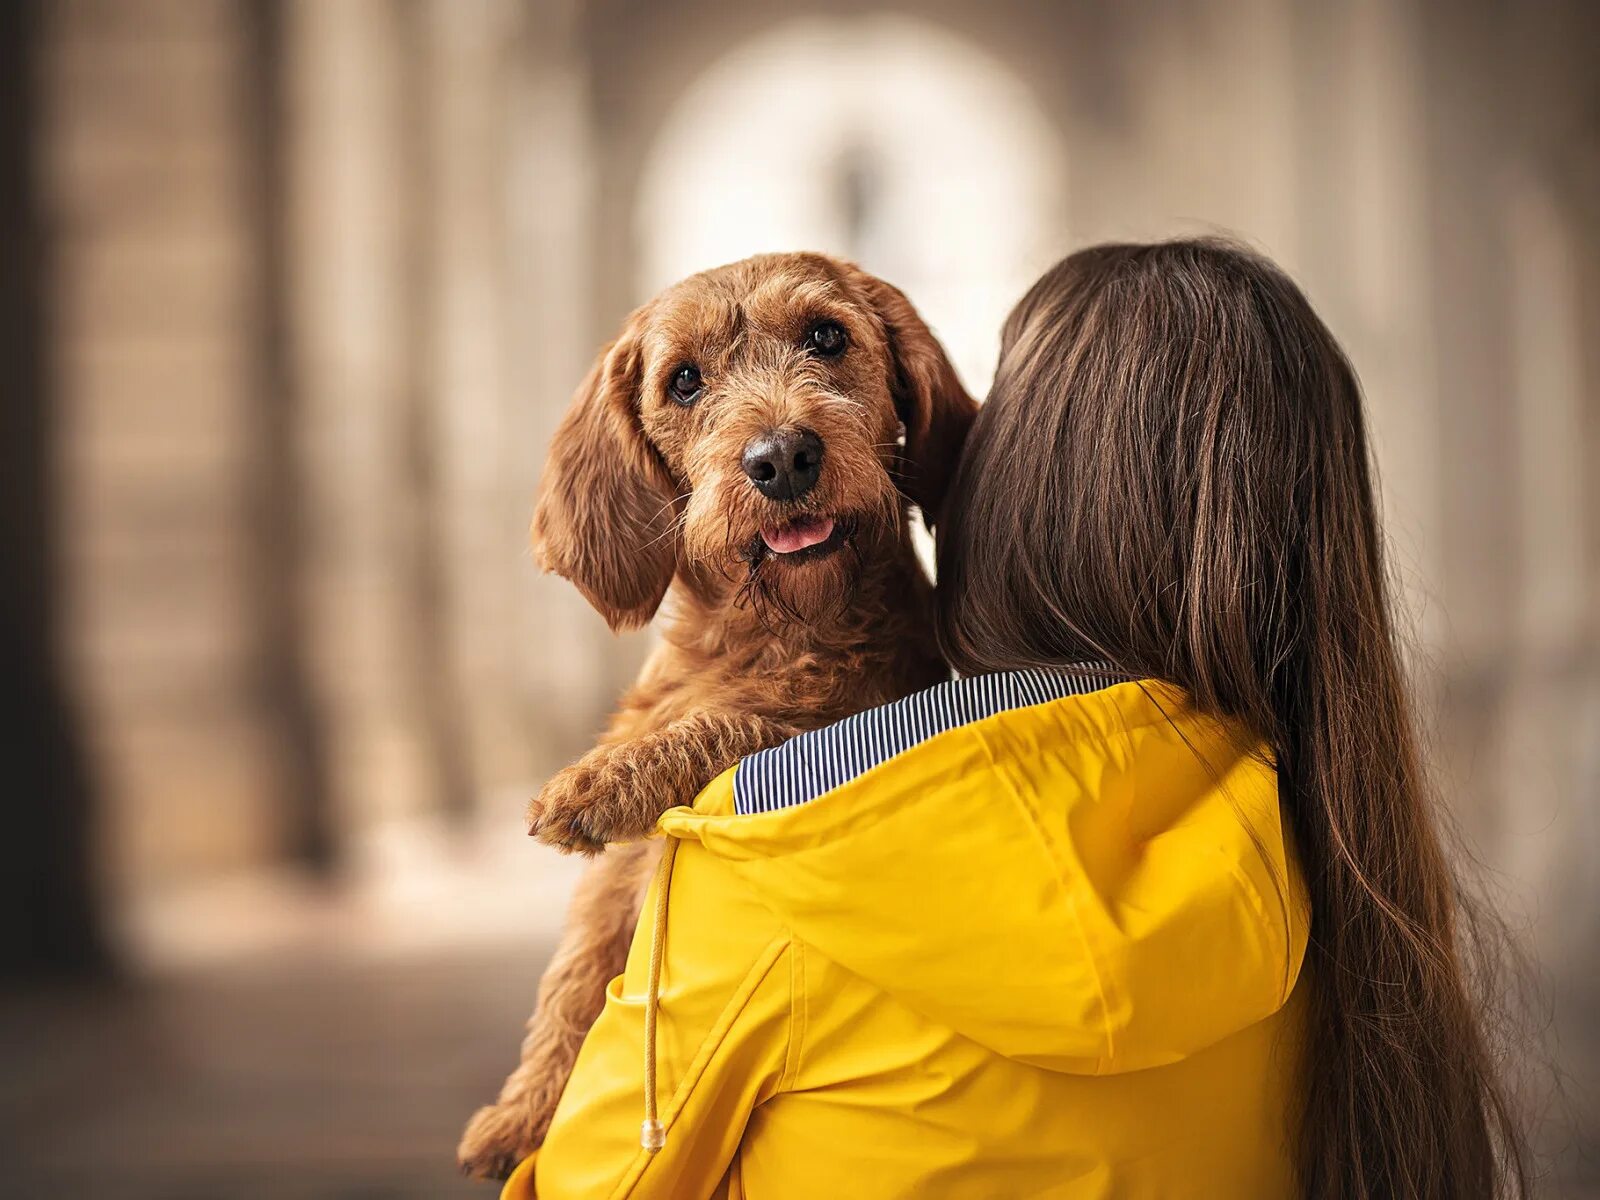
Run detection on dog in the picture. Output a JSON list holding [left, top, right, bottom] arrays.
[[457, 252, 976, 1180]]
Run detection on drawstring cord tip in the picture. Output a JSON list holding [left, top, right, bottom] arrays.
[[640, 1119, 666, 1152], [641, 838, 679, 1157]]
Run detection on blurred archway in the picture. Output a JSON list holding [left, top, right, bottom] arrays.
[[635, 15, 1066, 396]]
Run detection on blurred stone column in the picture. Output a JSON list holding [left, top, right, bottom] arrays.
[[501, 0, 623, 793], [281, 0, 617, 845], [0, 0, 105, 976], [1288, 0, 1442, 659], [1419, 2, 1520, 849], [409, 0, 563, 817], [395, 0, 621, 819], [284, 0, 442, 834], [45, 0, 285, 898], [1494, 3, 1600, 1184], [242, 0, 335, 873]]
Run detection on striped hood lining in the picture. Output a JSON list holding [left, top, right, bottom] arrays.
[[733, 663, 1128, 815]]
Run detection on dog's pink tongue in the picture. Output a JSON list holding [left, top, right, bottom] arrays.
[[762, 516, 835, 555]]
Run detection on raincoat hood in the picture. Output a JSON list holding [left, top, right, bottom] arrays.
[[659, 677, 1307, 1075]]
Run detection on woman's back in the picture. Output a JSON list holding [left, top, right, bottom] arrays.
[[515, 670, 1308, 1198]]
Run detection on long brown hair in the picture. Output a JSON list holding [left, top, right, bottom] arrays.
[[937, 240, 1528, 1198]]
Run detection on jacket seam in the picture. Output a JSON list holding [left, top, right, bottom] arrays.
[[780, 932, 808, 1093], [1221, 854, 1298, 1010], [971, 724, 1119, 1073]]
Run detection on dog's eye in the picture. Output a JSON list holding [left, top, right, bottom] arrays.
[[805, 320, 848, 359], [668, 364, 702, 405]]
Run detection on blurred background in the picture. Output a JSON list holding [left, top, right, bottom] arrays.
[[2, 0, 1596, 1195]]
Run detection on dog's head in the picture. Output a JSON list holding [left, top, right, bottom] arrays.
[[531, 253, 976, 631]]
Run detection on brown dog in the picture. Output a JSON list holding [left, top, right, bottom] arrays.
[[457, 253, 975, 1180]]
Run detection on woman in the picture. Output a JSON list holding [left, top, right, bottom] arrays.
[[503, 240, 1527, 1198]]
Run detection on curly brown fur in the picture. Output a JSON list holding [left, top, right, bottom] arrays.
[[458, 253, 975, 1180]]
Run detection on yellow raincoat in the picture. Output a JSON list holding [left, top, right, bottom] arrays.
[[503, 676, 1309, 1199]]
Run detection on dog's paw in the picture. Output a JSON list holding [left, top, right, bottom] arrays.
[[457, 1100, 544, 1182], [528, 754, 660, 852], [527, 761, 608, 853]]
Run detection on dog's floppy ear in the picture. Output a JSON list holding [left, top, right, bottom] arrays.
[[859, 275, 979, 528], [531, 308, 678, 632]]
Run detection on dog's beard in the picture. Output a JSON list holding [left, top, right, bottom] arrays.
[[683, 475, 902, 633], [736, 535, 866, 631]]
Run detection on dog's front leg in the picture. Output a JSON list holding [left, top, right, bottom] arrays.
[[458, 840, 659, 1180], [528, 711, 798, 853]]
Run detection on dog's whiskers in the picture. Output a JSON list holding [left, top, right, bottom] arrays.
[[645, 490, 694, 526], [639, 517, 687, 554]]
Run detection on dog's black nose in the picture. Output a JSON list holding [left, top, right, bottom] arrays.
[[742, 429, 824, 501]]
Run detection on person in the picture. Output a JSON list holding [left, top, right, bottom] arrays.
[[501, 240, 1527, 1199]]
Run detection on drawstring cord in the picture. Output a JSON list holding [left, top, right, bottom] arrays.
[[641, 836, 679, 1153]]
